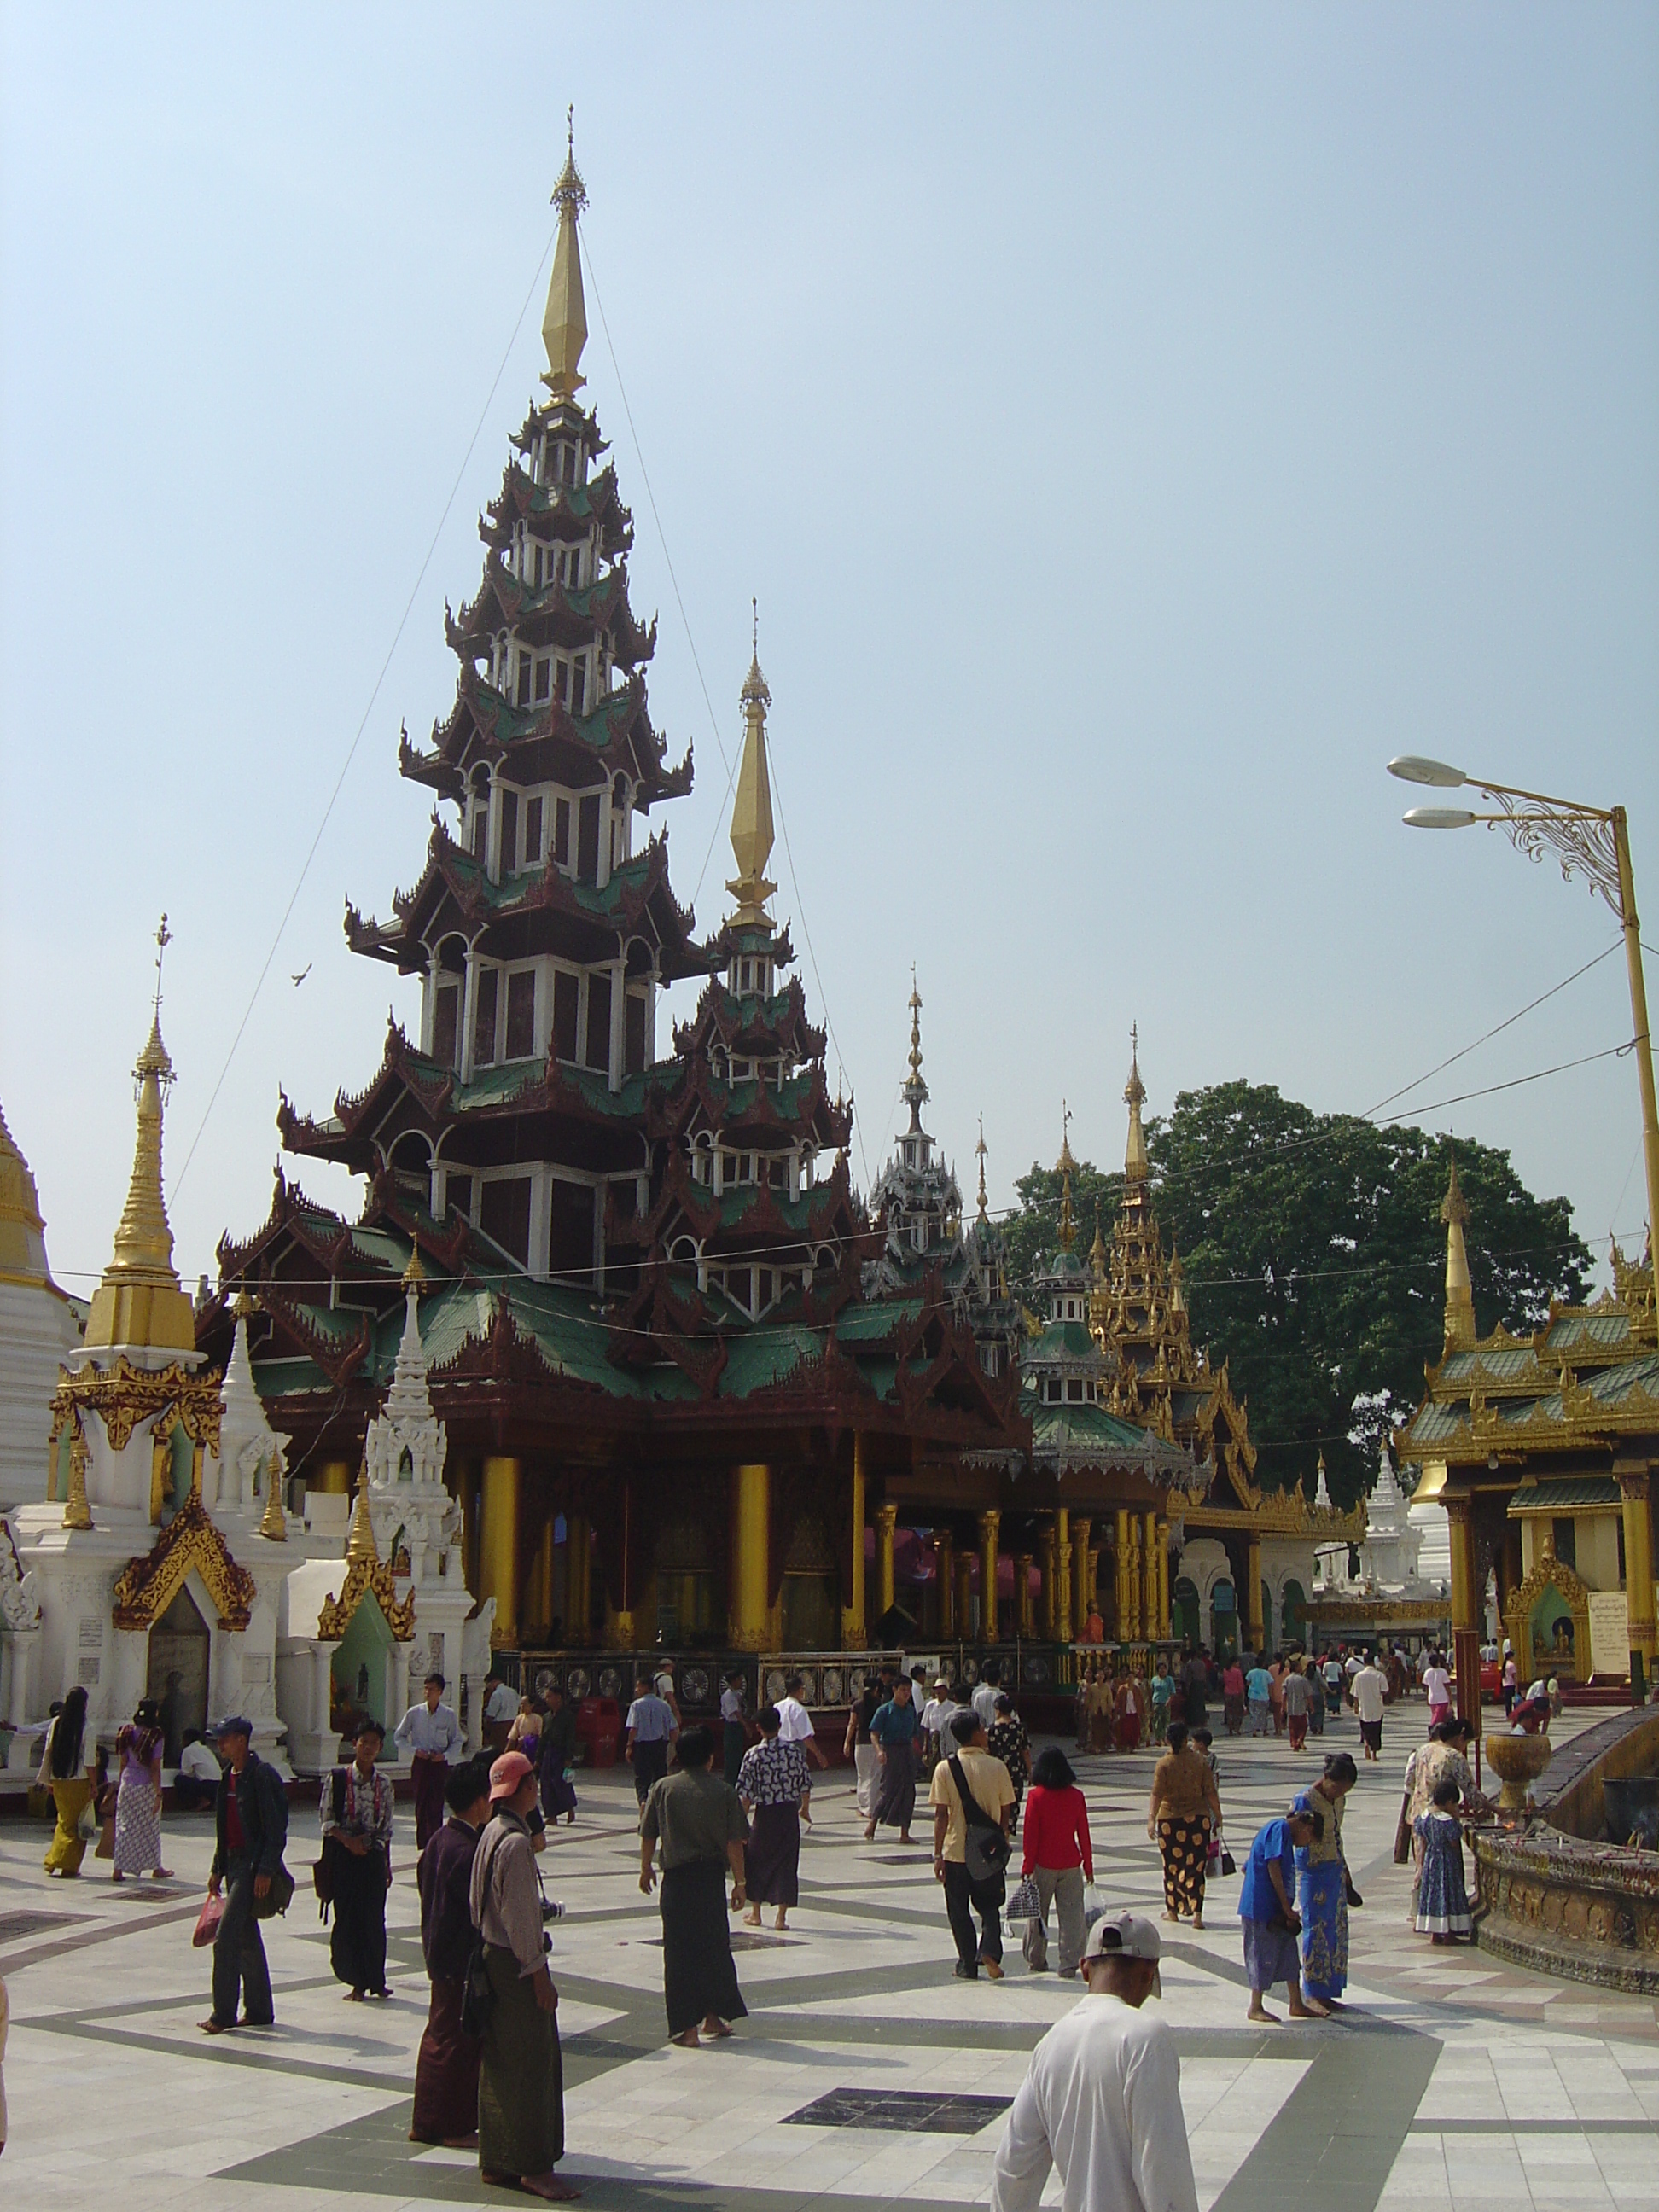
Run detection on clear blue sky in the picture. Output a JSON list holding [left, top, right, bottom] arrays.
[[3, 4, 1656, 1303]]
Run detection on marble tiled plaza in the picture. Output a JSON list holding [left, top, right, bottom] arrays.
[[2, 1706, 1653, 2211]]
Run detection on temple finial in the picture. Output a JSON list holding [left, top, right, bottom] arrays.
[[1057, 1103, 1076, 1251], [975, 1114, 988, 1224], [1440, 1150, 1476, 1351], [85, 936, 195, 1353], [1124, 1025, 1149, 1184], [727, 619, 777, 925], [541, 115, 589, 400], [346, 1460, 379, 1566]]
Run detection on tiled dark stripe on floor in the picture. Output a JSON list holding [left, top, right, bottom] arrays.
[[1212, 2023, 1441, 2212]]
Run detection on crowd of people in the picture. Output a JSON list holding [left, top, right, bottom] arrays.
[[13, 1633, 1562, 2207]]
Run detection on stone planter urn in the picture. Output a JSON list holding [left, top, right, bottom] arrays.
[[1485, 1730, 1552, 1813]]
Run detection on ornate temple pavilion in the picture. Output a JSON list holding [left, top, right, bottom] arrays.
[[203, 146, 1032, 1676], [1084, 1045, 1365, 1660], [1394, 1161, 1657, 1708]]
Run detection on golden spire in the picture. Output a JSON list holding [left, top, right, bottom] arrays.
[[1168, 1244, 1185, 1313], [1440, 1151, 1476, 1352], [541, 108, 589, 401], [1089, 1202, 1107, 1281], [975, 1115, 989, 1225], [346, 1460, 379, 1565], [726, 601, 777, 925], [86, 917, 195, 1353], [402, 1244, 427, 1290], [1124, 1023, 1149, 1185], [1057, 1103, 1076, 1251], [258, 1447, 288, 1542], [0, 1099, 52, 1287]]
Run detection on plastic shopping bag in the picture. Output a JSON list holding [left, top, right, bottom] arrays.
[[192, 1893, 225, 1948]]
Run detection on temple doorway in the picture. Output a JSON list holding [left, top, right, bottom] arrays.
[[781, 1511, 838, 1650], [1172, 1576, 1201, 1649], [147, 1583, 210, 1766], [1281, 1579, 1307, 1650], [1210, 1579, 1238, 1661]]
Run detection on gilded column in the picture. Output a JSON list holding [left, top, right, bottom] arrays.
[[978, 1510, 1002, 1642], [1126, 1514, 1143, 1641], [1123, 1512, 1141, 1637], [1445, 1494, 1481, 1727], [1071, 1517, 1093, 1639], [876, 1502, 897, 1627], [935, 1529, 956, 1639], [148, 1427, 171, 1523], [480, 1456, 521, 1643], [1014, 1551, 1033, 1638], [1055, 1507, 1072, 1640], [1245, 1532, 1264, 1657], [956, 1550, 974, 1640], [841, 1433, 869, 1649], [1616, 1463, 1656, 1698], [1155, 1517, 1171, 1639], [1039, 1522, 1057, 1637], [730, 1464, 771, 1651]]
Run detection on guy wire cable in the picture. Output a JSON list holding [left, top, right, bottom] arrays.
[[173, 222, 560, 1196]]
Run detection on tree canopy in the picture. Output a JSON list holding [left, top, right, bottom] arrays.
[[1004, 1080, 1592, 1509]]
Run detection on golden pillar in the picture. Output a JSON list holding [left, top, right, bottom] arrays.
[[935, 1529, 955, 1639], [730, 1464, 771, 1650], [1446, 1494, 1482, 1727], [1055, 1508, 1072, 1640], [876, 1501, 897, 1627], [1014, 1551, 1033, 1637], [978, 1510, 1001, 1641], [317, 1458, 352, 1494], [1126, 1514, 1144, 1641], [1617, 1464, 1656, 1694], [480, 1456, 521, 1642], [1123, 1504, 1141, 1645], [1155, 1517, 1171, 1639], [956, 1550, 974, 1639], [62, 1428, 92, 1532], [1039, 1522, 1057, 1637], [1071, 1517, 1093, 1639], [1245, 1532, 1264, 1656], [534, 1517, 555, 1633], [148, 1427, 171, 1522], [841, 1434, 869, 1648]]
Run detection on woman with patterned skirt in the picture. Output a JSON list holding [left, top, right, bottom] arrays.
[[1145, 1721, 1221, 1930], [987, 1697, 1031, 1829], [112, 1698, 171, 1880], [736, 1706, 811, 1931], [1294, 1752, 1359, 2005]]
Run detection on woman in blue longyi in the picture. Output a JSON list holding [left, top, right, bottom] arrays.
[[1292, 1751, 1359, 2006]]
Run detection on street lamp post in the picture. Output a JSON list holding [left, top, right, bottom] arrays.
[[1389, 754, 1658, 1703]]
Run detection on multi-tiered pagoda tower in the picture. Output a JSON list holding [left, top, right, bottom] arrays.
[[207, 148, 1022, 1683]]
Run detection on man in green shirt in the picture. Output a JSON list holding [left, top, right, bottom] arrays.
[[639, 1726, 750, 2047]]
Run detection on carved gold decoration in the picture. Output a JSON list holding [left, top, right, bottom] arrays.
[[346, 1464, 378, 1564], [315, 1556, 416, 1644], [49, 1357, 223, 1458], [112, 1492, 256, 1631], [62, 1424, 92, 1531], [1501, 1534, 1592, 1684], [258, 1447, 288, 1541]]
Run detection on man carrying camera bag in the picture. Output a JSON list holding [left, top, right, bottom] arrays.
[[929, 1709, 1016, 1980]]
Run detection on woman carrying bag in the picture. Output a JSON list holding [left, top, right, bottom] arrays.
[[1146, 1720, 1221, 1930], [1013, 1747, 1093, 1978]]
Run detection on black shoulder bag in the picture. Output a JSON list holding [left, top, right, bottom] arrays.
[[947, 1754, 1011, 1884]]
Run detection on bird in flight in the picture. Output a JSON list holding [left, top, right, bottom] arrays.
[[291, 963, 311, 987]]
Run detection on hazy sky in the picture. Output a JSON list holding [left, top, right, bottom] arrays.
[[3, 5, 1656, 1309]]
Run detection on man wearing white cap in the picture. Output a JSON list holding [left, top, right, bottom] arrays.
[[990, 1911, 1197, 2212]]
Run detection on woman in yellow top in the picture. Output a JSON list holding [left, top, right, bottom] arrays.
[[1145, 1720, 1222, 1930]]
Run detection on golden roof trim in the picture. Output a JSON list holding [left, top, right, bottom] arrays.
[[316, 1556, 416, 1644], [112, 1493, 255, 1632], [49, 1355, 222, 1457]]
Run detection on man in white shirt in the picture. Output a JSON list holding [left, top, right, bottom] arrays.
[[1421, 1655, 1452, 1720], [1351, 1656, 1389, 1760], [971, 1664, 1002, 1734], [775, 1674, 828, 1769], [483, 1672, 519, 1752], [991, 1912, 1197, 2212], [395, 1673, 464, 1849], [919, 1678, 954, 1773]]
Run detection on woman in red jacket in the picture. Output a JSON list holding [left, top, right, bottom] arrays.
[[1017, 1748, 1094, 1977]]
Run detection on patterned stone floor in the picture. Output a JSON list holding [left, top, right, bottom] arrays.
[[1, 1703, 1653, 2210]]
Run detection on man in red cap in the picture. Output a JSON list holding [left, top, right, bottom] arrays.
[[468, 1750, 578, 2201]]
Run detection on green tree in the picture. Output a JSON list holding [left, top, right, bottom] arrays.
[[1004, 1081, 1591, 1509]]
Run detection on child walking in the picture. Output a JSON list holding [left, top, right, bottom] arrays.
[[1412, 1777, 1471, 1942]]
